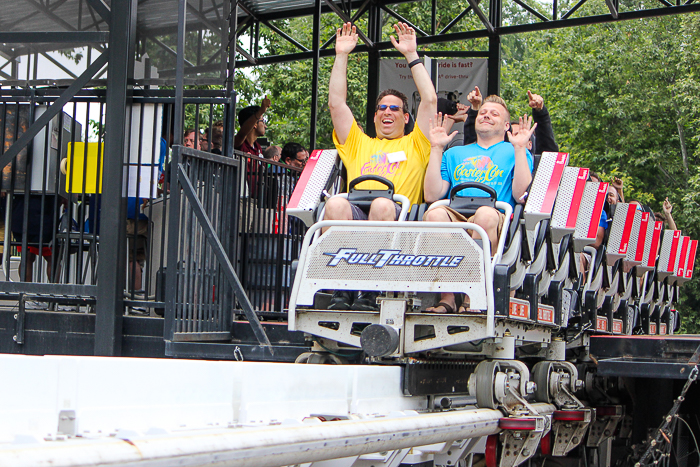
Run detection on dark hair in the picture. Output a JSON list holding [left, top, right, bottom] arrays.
[[184, 128, 196, 137], [375, 89, 409, 114], [238, 105, 260, 126], [281, 142, 306, 163]]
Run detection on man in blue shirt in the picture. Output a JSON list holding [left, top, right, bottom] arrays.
[[423, 95, 535, 313]]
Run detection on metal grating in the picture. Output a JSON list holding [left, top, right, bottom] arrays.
[[606, 203, 635, 263], [657, 230, 681, 278], [573, 182, 606, 251], [623, 211, 644, 265], [294, 225, 488, 309], [524, 152, 568, 230], [551, 166, 588, 241]]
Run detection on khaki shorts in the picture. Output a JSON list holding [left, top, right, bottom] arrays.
[[423, 205, 506, 241]]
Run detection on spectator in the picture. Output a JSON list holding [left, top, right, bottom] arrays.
[[281, 142, 308, 168], [263, 145, 282, 162], [209, 121, 224, 155], [126, 197, 149, 293], [612, 177, 625, 203], [324, 22, 437, 311], [423, 96, 535, 314], [183, 128, 200, 150], [234, 97, 270, 158]]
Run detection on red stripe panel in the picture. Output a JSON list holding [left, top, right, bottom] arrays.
[[634, 212, 650, 262], [677, 237, 690, 277], [619, 205, 639, 255], [288, 149, 322, 208], [686, 240, 697, 279], [647, 222, 663, 268], [540, 153, 568, 213], [667, 231, 681, 273], [566, 168, 589, 229], [587, 183, 608, 239]]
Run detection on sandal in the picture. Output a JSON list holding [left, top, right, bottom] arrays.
[[457, 295, 480, 314], [426, 301, 455, 314]]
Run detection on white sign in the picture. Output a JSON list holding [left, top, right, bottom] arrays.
[[379, 59, 488, 141]]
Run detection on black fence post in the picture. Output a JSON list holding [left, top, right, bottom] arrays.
[[95, 0, 137, 356]]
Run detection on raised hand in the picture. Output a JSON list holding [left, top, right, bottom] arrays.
[[447, 103, 470, 123], [429, 113, 458, 148], [507, 114, 537, 148], [261, 95, 271, 111], [663, 197, 673, 215], [612, 177, 623, 191], [335, 22, 358, 55], [527, 90, 544, 111], [390, 23, 417, 58], [467, 86, 482, 111]]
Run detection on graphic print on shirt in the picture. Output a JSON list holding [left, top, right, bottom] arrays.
[[453, 155, 505, 186], [361, 152, 402, 179]]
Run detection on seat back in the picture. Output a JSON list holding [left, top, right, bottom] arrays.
[[287, 149, 340, 226]]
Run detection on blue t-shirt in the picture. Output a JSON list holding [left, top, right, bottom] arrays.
[[440, 141, 533, 207]]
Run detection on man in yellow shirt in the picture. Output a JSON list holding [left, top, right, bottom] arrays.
[[325, 22, 437, 310]]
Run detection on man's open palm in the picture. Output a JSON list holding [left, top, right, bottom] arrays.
[[335, 23, 358, 54]]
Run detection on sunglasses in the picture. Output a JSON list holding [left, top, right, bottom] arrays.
[[376, 104, 403, 112]]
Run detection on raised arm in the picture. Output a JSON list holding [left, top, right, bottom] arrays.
[[462, 86, 482, 145], [234, 96, 270, 148], [528, 91, 559, 153], [328, 23, 358, 145], [507, 114, 536, 204], [424, 113, 455, 203], [663, 197, 677, 230], [390, 23, 437, 137]]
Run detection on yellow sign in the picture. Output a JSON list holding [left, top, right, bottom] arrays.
[[65, 142, 104, 194]]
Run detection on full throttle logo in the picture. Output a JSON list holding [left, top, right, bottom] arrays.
[[324, 249, 463, 269]]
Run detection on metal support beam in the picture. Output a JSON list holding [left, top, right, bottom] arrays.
[[365, 3, 381, 137], [0, 53, 107, 170], [324, 0, 374, 47], [164, 0, 188, 342], [487, 0, 502, 95], [95, 0, 137, 356], [379, 5, 430, 37], [177, 163, 272, 350], [0, 32, 109, 43], [605, 0, 620, 18], [467, 0, 496, 34], [309, 0, 321, 149], [85, 0, 112, 23]]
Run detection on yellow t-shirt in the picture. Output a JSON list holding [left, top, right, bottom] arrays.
[[332, 120, 431, 206]]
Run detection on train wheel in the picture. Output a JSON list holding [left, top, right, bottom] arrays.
[[473, 360, 501, 409], [532, 361, 554, 403]]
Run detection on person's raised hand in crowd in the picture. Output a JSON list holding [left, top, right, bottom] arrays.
[[429, 113, 458, 149], [447, 102, 470, 124], [467, 86, 482, 112], [527, 90, 544, 111], [261, 95, 271, 112], [663, 197, 677, 230], [390, 22, 418, 58], [335, 22, 358, 55], [612, 177, 625, 202], [507, 114, 537, 148], [663, 197, 673, 216]]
